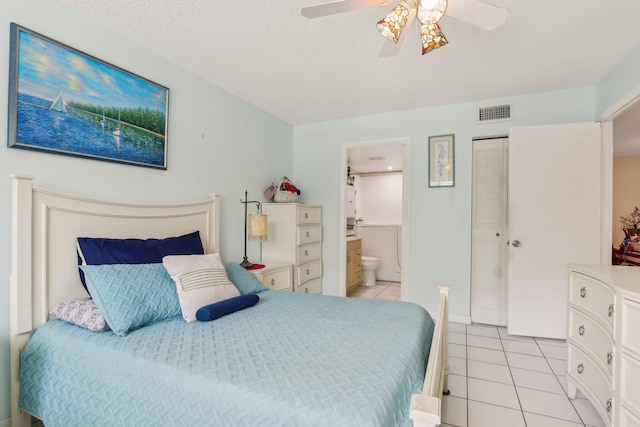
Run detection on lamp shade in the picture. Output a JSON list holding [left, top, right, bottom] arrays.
[[421, 23, 448, 55], [417, 0, 448, 25], [377, 3, 411, 43], [248, 214, 267, 238]]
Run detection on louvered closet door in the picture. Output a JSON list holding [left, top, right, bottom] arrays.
[[471, 137, 508, 326]]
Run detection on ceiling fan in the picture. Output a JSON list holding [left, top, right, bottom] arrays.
[[301, 0, 509, 56]]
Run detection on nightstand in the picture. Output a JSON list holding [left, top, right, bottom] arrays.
[[249, 263, 293, 292]]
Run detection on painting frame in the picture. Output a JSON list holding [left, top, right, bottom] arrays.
[[7, 23, 169, 169], [428, 134, 455, 187]]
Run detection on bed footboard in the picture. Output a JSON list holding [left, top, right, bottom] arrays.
[[410, 285, 450, 427]]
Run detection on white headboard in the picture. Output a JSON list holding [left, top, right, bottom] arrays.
[[10, 174, 220, 426]]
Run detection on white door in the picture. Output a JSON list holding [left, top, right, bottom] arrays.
[[471, 137, 508, 326], [507, 122, 601, 339]]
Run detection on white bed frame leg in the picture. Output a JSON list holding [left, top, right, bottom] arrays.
[[410, 285, 450, 427]]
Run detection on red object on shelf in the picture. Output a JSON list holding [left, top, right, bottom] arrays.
[[613, 247, 640, 266], [244, 263, 265, 270]]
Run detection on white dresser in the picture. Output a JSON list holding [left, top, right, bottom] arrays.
[[567, 265, 640, 427], [262, 203, 322, 294]]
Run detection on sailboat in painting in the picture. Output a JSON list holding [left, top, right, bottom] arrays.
[[49, 91, 67, 113], [112, 110, 123, 136]]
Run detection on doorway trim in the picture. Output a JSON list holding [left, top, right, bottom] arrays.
[[599, 83, 640, 264], [339, 137, 412, 299]]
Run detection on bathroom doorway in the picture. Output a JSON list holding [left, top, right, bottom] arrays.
[[339, 137, 411, 300]]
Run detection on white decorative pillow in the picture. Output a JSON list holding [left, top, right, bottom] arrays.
[[162, 253, 240, 322], [49, 297, 110, 332]]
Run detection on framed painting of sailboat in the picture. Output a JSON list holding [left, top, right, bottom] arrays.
[[7, 23, 169, 169]]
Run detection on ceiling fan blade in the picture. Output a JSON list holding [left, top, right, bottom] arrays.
[[301, 0, 391, 19], [445, 0, 509, 31]]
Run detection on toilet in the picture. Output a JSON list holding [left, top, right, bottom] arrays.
[[361, 256, 380, 287]]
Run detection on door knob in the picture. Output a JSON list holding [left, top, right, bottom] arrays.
[[511, 240, 521, 247]]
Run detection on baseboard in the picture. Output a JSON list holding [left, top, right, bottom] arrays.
[[431, 312, 471, 325], [0, 416, 11, 427], [449, 314, 471, 325]]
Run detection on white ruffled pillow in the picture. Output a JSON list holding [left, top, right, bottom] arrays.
[[162, 253, 240, 323]]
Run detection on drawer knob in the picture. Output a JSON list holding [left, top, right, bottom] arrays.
[[271, 278, 276, 286], [306, 268, 310, 275], [304, 288, 309, 293], [305, 212, 309, 219], [306, 231, 310, 238], [606, 399, 612, 413], [577, 363, 584, 374], [578, 325, 585, 336], [607, 352, 613, 365], [608, 304, 614, 317], [580, 287, 586, 298], [305, 250, 309, 256]]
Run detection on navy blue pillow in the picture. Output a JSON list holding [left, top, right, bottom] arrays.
[[77, 231, 205, 292], [195, 293, 260, 322]]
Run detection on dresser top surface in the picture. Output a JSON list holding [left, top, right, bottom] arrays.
[[570, 264, 640, 295]]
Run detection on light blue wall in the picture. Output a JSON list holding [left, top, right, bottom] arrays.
[[597, 43, 640, 117], [2, 0, 639, 422], [0, 0, 293, 420], [293, 87, 597, 319]]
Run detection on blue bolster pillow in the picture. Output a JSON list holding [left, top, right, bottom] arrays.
[[195, 293, 260, 322]]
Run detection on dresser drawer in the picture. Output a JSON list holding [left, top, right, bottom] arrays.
[[568, 345, 612, 421], [621, 297, 640, 357], [297, 242, 321, 264], [570, 273, 615, 328], [260, 268, 292, 292], [297, 206, 321, 225], [297, 260, 322, 285], [620, 352, 640, 417], [569, 308, 614, 375], [296, 277, 322, 294], [297, 225, 322, 245]]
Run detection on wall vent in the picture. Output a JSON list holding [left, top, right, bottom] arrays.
[[477, 104, 512, 123]]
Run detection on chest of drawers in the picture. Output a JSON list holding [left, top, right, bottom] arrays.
[[618, 289, 640, 426], [567, 265, 640, 427], [249, 263, 293, 291], [261, 203, 322, 294], [567, 269, 615, 425]]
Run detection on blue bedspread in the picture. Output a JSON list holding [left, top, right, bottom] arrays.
[[19, 291, 434, 427]]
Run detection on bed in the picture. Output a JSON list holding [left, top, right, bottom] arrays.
[[9, 174, 450, 427]]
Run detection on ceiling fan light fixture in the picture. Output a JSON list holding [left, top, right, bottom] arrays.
[[421, 22, 448, 55], [376, 3, 411, 43], [417, 0, 448, 25]]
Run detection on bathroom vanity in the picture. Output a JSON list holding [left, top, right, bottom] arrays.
[[346, 237, 362, 295]]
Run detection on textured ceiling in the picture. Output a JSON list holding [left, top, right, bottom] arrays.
[[58, 0, 640, 127]]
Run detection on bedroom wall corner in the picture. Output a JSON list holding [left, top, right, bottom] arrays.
[[596, 41, 640, 118], [0, 0, 293, 421]]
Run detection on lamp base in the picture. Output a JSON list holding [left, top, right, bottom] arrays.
[[239, 257, 253, 269]]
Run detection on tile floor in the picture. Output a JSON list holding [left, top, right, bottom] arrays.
[[353, 281, 605, 427], [442, 322, 605, 427], [349, 280, 401, 300]]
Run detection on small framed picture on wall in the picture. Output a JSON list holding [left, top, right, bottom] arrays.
[[428, 134, 454, 187]]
